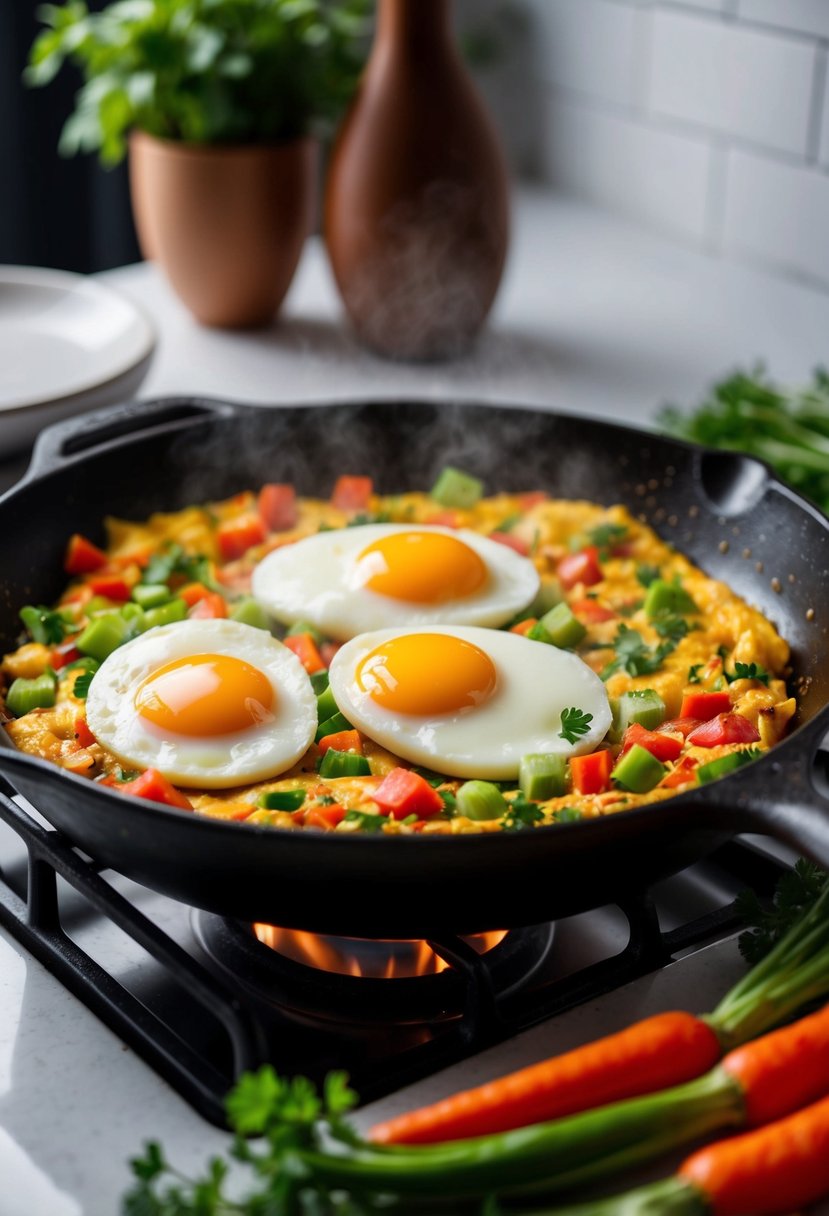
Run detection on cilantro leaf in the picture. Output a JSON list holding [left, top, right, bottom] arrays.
[[19, 604, 68, 645], [343, 809, 386, 832], [726, 662, 770, 686], [502, 795, 545, 831], [559, 707, 593, 745], [635, 564, 661, 588], [72, 670, 95, 700], [600, 625, 676, 681], [141, 543, 215, 589], [736, 860, 828, 966], [652, 613, 693, 642], [586, 522, 628, 558], [688, 664, 704, 684]]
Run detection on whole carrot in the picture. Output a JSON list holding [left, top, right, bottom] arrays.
[[530, 1092, 829, 1215], [370, 875, 829, 1145]]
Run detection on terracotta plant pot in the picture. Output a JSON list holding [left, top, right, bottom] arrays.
[[129, 133, 317, 329], [325, 0, 509, 362]]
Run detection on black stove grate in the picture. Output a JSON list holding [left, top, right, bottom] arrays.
[[0, 775, 788, 1129]]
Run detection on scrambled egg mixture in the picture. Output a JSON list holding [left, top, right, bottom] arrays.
[[0, 482, 795, 835]]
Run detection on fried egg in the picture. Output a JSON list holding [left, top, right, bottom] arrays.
[[328, 625, 611, 779], [251, 524, 540, 640], [85, 619, 317, 789]]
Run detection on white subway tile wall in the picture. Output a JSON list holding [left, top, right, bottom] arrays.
[[507, 0, 829, 290]]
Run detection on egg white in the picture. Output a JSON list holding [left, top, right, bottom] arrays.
[[85, 619, 318, 789], [328, 625, 612, 780], [251, 524, 540, 641]]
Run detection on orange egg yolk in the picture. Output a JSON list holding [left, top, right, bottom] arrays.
[[356, 633, 497, 717], [135, 653, 275, 737], [356, 531, 487, 603]]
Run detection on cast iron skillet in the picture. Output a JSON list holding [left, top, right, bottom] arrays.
[[2, 397, 829, 938]]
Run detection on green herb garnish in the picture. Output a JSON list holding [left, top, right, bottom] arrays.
[[72, 669, 95, 700], [635, 564, 661, 588], [599, 625, 676, 681], [19, 604, 69, 645], [725, 662, 771, 686], [342, 809, 386, 833], [735, 860, 829, 966], [559, 707, 593, 745], [586, 522, 628, 558], [688, 664, 704, 684], [502, 795, 545, 832]]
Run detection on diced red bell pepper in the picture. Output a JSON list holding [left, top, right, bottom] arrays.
[[178, 582, 211, 607], [74, 715, 97, 749], [660, 755, 699, 789], [258, 483, 298, 532], [571, 598, 616, 623], [659, 717, 704, 740], [490, 531, 530, 556], [331, 476, 373, 511], [372, 768, 444, 820], [517, 491, 548, 510], [570, 749, 613, 795], [188, 592, 228, 620], [64, 533, 108, 575], [283, 632, 326, 674], [216, 514, 267, 562], [305, 803, 347, 830], [214, 565, 253, 595], [679, 691, 732, 721], [510, 617, 538, 636], [85, 574, 132, 601], [424, 511, 462, 529], [318, 729, 364, 757], [686, 713, 760, 748], [117, 768, 193, 810], [621, 722, 683, 763], [61, 584, 94, 608], [320, 641, 341, 667], [557, 546, 603, 590], [52, 641, 82, 670]]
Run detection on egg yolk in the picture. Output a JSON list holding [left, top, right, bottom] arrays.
[[356, 531, 488, 603], [135, 654, 275, 737], [356, 633, 497, 716]]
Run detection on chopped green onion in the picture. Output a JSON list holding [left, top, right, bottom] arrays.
[[310, 670, 330, 696], [76, 612, 133, 661], [257, 790, 306, 811], [430, 466, 483, 509], [644, 578, 698, 619], [229, 597, 272, 631], [612, 744, 666, 793], [5, 669, 58, 717], [319, 749, 371, 778], [526, 581, 563, 618], [697, 748, 761, 785], [120, 601, 145, 623], [455, 780, 508, 821], [316, 685, 339, 722], [536, 602, 587, 649], [519, 753, 568, 800], [143, 598, 188, 630], [315, 712, 353, 743], [610, 689, 666, 740], [131, 583, 171, 610]]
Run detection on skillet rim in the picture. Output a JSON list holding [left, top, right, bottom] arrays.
[[2, 395, 829, 852]]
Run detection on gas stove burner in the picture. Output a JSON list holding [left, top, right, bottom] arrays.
[[194, 914, 555, 1029]]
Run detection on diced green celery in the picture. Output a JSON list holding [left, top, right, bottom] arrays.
[[519, 754, 569, 800], [286, 620, 324, 643], [539, 602, 587, 649], [430, 466, 484, 509], [697, 749, 760, 785], [229, 597, 272, 631], [612, 744, 666, 793], [131, 583, 171, 610], [610, 689, 666, 740], [527, 620, 554, 644], [257, 790, 306, 811], [319, 749, 371, 778], [310, 670, 330, 696], [5, 670, 58, 716], [120, 602, 145, 623], [76, 612, 132, 661], [316, 685, 339, 722], [555, 806, 583, 823], [644, 578, 698, 618], [455, 780, 508, 821], [315, 712, 353, 743], [143, 598, 188, 630], [85, 595, 113, 617], [527, 581, 562, 617]]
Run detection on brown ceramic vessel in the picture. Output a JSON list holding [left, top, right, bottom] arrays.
[[324, 0, 510, 362], [129, 132, 317, 328]]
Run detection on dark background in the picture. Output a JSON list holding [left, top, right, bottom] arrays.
[[0, 0, 141, 273]]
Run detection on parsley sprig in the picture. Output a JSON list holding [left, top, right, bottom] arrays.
[[599, 625, 675, 681], [502, 795, 545, 831], [559, 707, 593, 745], [725, 662, 770, 686], [585, 522, 628, 559], [142, 543, 217, 589], [19, 603, 70, 645], [735, 860, 828, 966]]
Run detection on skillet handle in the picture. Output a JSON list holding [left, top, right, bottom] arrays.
[[701, 709, 829, 868], [25, 396, 239, 480]]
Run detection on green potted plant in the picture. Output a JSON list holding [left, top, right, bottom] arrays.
[[27, 0, 370, 327]]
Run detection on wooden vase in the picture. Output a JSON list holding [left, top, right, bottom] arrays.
[[129, 133, 317, 329], [324, 0, 510, 361]]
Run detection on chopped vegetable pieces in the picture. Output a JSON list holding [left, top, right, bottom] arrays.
[[64, 533, 107, 574], [571, 749, 612, 795], [115, 768, 192, 810], [216, 514, 267, 562], [520, 753, 568, 800], [331, 475, 373, 511], [557, 547, 603, 590], [687, 714, 761, 748], [455, 780, 508, 821], [372, 767, 444, 820], [257, 483, 297, 532], [430, 466, 483, 509]]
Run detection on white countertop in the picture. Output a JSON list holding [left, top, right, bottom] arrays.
[[3, 186, 829, 1215]]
